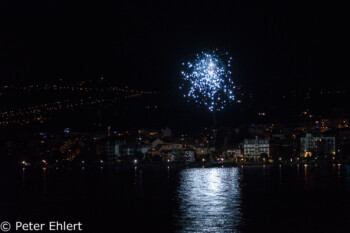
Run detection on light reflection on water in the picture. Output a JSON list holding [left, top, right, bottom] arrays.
[[14, 164, 350, 232], [176, 168, 243, 232]]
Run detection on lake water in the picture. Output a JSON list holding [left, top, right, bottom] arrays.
[[1, 164, 350, 232]]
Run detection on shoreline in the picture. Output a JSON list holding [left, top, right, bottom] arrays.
[[14, 160, 346, 170]]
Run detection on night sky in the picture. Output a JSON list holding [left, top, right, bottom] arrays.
[[1, 1, 349, 92]]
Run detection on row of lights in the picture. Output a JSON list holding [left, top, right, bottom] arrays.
[[0, 93, 150, 126]]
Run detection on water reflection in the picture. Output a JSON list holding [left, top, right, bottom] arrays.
[[279, 165, 282, 184], [42, 166, 48, 202], [176, 168, 243, 232], [304, 164, 308, 183], [8, 165, 350, 232], [337, 164, 341, 178]]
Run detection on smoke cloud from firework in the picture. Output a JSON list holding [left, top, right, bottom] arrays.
[[180, 50, 235, 112]]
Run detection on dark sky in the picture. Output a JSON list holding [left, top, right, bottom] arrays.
[[1, 1, 349, 91]]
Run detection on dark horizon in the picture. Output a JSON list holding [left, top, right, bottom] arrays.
[[1, 1, 349, 91], [0, 1, 350, 131]]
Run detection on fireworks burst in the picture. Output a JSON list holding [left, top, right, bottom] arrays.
[[180, 50, 235, 111]]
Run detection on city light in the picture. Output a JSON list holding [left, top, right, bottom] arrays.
[[0, 82, 154, 126]]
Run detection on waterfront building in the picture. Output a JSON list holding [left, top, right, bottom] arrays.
[[99, 138, 125, 161], [227, 148, 243, 161], [162, 149, 181, 162], [243, 138, 270, 156], [300, 133, 335, 158], [121, 143, 152, 157], [183, 148, 196, 163], [150, 141, 183, 161], [195, 145, 215, 156]]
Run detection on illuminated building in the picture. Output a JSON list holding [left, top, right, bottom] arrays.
[[300, 133, 335, 158], [183, 148, 196, 163], [243, 138, 270, 156], [121, 143, 152, 157], [99, 138, 125, 160]]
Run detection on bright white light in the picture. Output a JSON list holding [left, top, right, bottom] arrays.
[[180, 50, 235, 111]]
